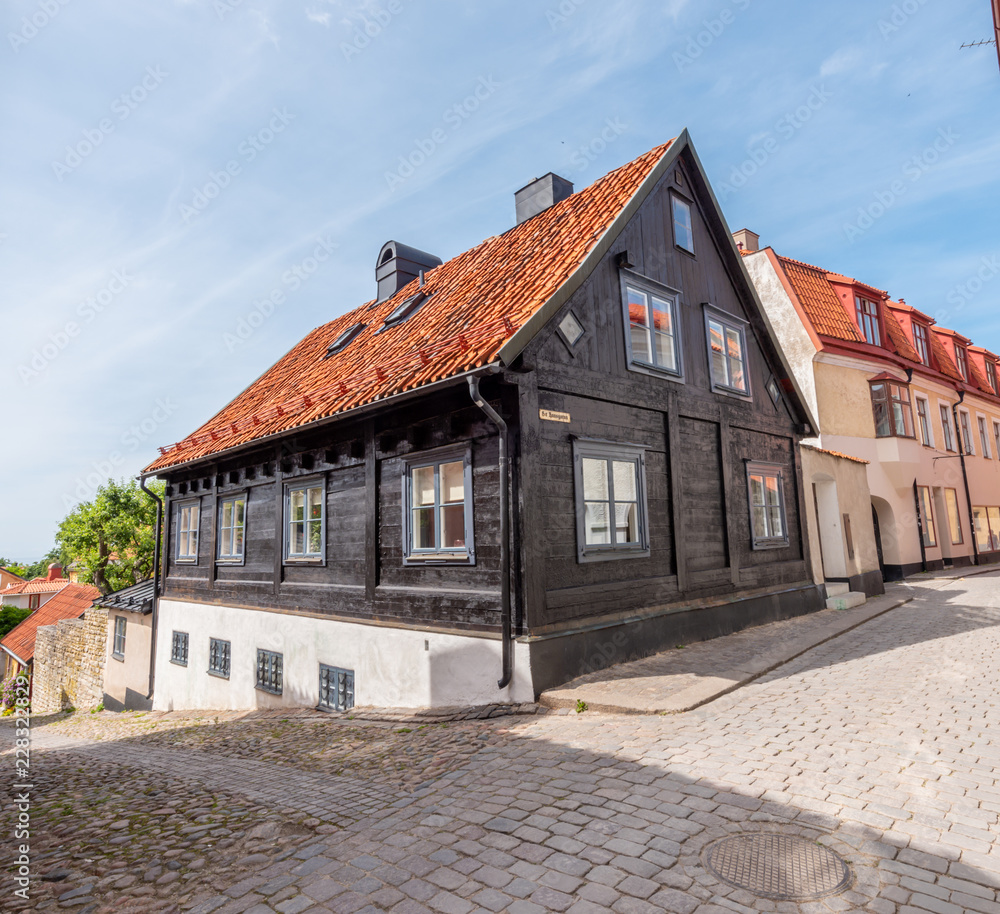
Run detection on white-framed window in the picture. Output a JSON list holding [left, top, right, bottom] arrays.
[[170, 631, 189, 666], [994, 421, 1000, 460], [944, 489, 963, 546], [284, 479, 324, 562], [855, 296, 881, 346], [747, 462, 789, 549], [319, 664, 355, 711], [403, 447, 474, 563], [959, 410, 975, 455], [916, 397, 934, 447], [973, 506, 1000, 552], [256, 649, 283, 695], [621, 273, 682, 377], [917, 486, 937, 548], [572, 439, 649, 562], [217, 494, 247, 562], [987, 360, 999, 394], [112, 616, 127, 659], [912, 322, 931, 365], [871, 382, 915, 439], [208, 638, 230, 678], [176, 500, 200, 563], [939, 404, 956, 452], [954, 344, 969, 381], [671, 193, 695, 254], [706, 307, 750, 396], [978, 417, 992, 459]]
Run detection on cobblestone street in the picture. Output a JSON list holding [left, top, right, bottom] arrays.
[[4, 571, 1000, 913]]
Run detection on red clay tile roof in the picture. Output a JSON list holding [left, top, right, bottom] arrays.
[[882, 309, 921, 362], [930, 329, 965, 382], [777, 257, 863, 342], [801, 445, 870, 465], [146, 140, 676, 473], [0, 583, 100, 664], [2, 579, 71, 596]]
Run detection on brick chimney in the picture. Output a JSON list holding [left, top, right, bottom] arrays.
[[46, 563, 64, 581], [732, 228, 760, 253]]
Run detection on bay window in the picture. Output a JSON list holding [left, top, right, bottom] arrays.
[[870, 382, 914, 439]]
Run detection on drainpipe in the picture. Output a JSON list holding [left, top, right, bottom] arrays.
[[468, 375, 512, 690], [951, 393, 980, 567], [139, 477, 163, 700]]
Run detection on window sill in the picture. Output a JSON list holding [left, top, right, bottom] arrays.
[[710, 383, 752, 401], [175, 558, 199, 565], [578, 547, 651, 564], [626, 362, 685, 384], [751, 540, 790, 551], [207, 669, 230, 680], [255, 685, 282, 696], [216, 557, 245, 565], [284, 557, 324, 565], [112, 652, 125, 662], [169, 658, 188, 667]]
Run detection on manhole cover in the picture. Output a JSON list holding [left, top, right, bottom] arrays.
[[702, 834, 853, 901]]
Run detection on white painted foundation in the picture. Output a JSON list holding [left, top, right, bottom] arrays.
[[153, 599, 535, 711]]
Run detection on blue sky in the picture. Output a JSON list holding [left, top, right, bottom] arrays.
[[3, 0, 998, 561]]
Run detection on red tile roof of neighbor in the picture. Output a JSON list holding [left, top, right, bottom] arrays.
[[2, 579, 70, 596], [145, 140, 676, 472], [0, 583, 100, 665], [777, 257, 863, 341]]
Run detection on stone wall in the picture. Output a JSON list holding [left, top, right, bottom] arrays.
[[32, 607, 107, 714]]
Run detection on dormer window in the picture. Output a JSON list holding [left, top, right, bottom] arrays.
[[378, 291, 431, 333], [954, 344, 968, 381], [912, 322, 930, 365], [325, 323, 365, 358], [855, 296, 881, 346], [987, 360, 998, 394]]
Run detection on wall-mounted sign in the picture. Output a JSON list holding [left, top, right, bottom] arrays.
[[539, 409, 571, 423]]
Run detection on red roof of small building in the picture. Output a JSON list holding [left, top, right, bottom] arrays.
[[146, 140, 676, 473], [0, 583, 101, 665], [2, 579, 71, 596], [777, 256, 862, 341]]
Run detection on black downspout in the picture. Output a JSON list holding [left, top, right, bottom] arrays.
[[952, 393, 981, 566], [913, 480, 927, 572], [139, 477, 163, 700], [468, 375, 512, 690]]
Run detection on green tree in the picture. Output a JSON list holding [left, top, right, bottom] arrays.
[[56, 478, 164, 595], [0, 605, 31, 639]]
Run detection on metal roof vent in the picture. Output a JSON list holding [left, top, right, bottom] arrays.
[[375, 241, 442, 303], [515, 173, 573, 225]]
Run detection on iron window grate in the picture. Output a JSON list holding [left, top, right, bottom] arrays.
[[256, 649, 283, 694], [319, 664, 355, 711], [170, 631, 189, 666], [208, 638, 231, 678]]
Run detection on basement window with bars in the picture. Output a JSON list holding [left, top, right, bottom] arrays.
[[747, 462, 788, 549], [112, 616, 127, 660], [318, 664, 355, 711], [208, 638, 231, 678], [256, 649, 283, 695], [170, 631, 189, 666]]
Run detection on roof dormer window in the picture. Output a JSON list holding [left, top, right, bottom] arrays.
[[325, 322, 366, 358], [855, 296, 881, 346], [987, 360, 998, 395], [378, 291, 432, 333], [954, 343, 969, 381], [912, 322, 930, 365]]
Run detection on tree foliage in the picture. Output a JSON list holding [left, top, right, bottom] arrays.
[[0, 605, 32, 639], [56, 478, 164, 595]]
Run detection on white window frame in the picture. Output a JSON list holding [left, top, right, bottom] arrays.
[[284, 477, 325, 564], [915, 397, 934, 447], [670, 192, 695, 254], [217, 493, 247, 563], [944, 488, 964, 546], [955, 344, 969, 381], [959, 410, 975, 456], [112, 615, 127, 660], [572, 438, 650, 563], [939, 404, 956, 452], [994, 421, 1000, 461], [977, 415, 992, 459], [746, 461, 789, 549], [855, 296, 881, 346], [912, 322, 930, 365], [705, 305, 751, 398], [620, 270, 683, 380], [917, 485, 937, 548], [402, 446, 475, 565], [175, 500, 200, 564]]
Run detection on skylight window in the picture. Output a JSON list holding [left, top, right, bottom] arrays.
[[325, 323, 366, 358], [378, 291, 431, 333]]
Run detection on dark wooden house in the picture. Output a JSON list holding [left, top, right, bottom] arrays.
[[142, 131, 821, 711]]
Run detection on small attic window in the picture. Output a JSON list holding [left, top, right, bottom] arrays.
[[325, 323, 366, 358], [378, 291, 431, 333]]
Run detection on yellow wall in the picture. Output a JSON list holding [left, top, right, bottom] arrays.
[[814, 361, 876, 438]]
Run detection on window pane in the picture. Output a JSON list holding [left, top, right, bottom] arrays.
[[441, 461, 465, 504], [612, 460, 637, 501], [290, 489, 304, 522], [290, 522, 304, 556], [222, 501, 232, 528], [765, 475, 781, 507], [973, 508, 991, 551], [234, 526, 244, 556], [308, 486, 323, 520], [582, 458, 609, 500], [654, 332, 677, 371], [673, 197, 694, 251], [945, 490, 962, 545], [709, 320, 727, 386], [584, 502, 611, 545], [726, 328, 746, 391], [989, 508, 1000, 551], [220, 527, 232, 556], [413, 507, 435, 549], [440, 504, 466, 548], [235, 498, 245, 525], [627, 288, 652, 363], [768, 506, 784, 538], [752, 505, 768, 539], [749, 474, 765, 508], [308, 519, 322, 554], [650, 296, 673, 334], [615, 502, 639, 543], [413, 465, 435, 507]]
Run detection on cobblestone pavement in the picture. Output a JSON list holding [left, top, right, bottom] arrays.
[[4, 570, 1000, 913]]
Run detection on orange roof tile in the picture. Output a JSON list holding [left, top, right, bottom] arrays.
[[146, 140, 676, 473], [882, 309, 921, 362], [801, 445, 869, 465], [929, 329, 964, 382], [777, 256, 862, 341], [2, 579, 71, 596], [0, 584, 100, 664]]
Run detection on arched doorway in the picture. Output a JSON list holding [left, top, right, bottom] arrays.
[[871, 496, 900, 580]]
